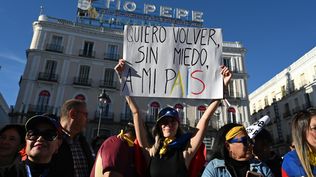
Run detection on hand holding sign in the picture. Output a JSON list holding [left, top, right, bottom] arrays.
[[246, 115, 270, 139]]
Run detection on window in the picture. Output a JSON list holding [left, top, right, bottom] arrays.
[[197, 105, 206, 125], [227, 107, 236, 123], [38, 60, 58, 81], [281, 85, 286, 97], [37, 90, 50, 113], [52, 35, 62, 46], [223, 57, 231, 70], [107, 44, 118, 59], [283, 103, 290, 117], [74, 65, 91, 86], [81, 41, 94, 57], [174, 103, 184, 124], [46, 35, 63, 52], [149, 101, 160, 122], [45, 60, 57, 75], [102, 68, 115, 88], [122, 101, 132, 121], [79, 65, 90, 82]]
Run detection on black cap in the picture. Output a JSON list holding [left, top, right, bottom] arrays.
[[25, 115, 61, 133]]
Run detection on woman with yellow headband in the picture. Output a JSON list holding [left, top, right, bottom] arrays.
[[202, 123, 273, 177], [282, 108, 316, 177], [115, 59, 232, 177]]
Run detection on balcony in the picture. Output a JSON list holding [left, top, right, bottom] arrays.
[[120, 113, 133, 122], [94, 111, 114, 121], [104, 53, 121, 61], [99, 80, 117, 89], [38, 72, 58, 82], [45, 44, 63, 53], [145, 115, 156, 123], [28, 104, 55, 114], [79, 49, 95, 58], [73, 77, 92, 86]]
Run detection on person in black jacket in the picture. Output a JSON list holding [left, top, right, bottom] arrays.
[[0, 115, 66, 177], [53, 99, 94, 177]]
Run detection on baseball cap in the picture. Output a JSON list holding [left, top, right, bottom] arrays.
[[156, 107, 180, 124], [25, 115, 61, 134]]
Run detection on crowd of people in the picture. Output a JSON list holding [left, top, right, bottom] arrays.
[[0, 59, 314, 177]]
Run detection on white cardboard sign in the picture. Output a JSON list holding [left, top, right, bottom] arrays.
[[121, 25, 223, 99]]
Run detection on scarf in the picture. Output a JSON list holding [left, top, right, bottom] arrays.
[[159, 137, 175, 158], [117, 129, 134, 147], [308, 148, 316, 166]]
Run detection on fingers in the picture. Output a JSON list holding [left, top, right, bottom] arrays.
[[220, 66, 230, 77]]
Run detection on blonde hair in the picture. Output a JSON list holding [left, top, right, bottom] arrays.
[[291, 109, 316, 177]]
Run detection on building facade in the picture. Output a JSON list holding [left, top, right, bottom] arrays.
[[12, 14, 251, 150], [249, 47, 316, 155], [0, 92, 10, 128]]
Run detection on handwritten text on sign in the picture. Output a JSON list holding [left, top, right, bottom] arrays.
[[121, 25, 223, 99]]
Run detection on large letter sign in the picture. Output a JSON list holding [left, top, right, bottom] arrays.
[[121, 25, 223, 99]]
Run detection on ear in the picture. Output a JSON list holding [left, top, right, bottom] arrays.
[[68, 109, 77, 119], [225, 141, 230, 151]]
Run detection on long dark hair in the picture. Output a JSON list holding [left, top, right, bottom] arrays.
[[210, 123, 242, 160]]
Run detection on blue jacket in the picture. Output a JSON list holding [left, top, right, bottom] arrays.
[[282, 150, 316, 177], [202, 158, 273, 177]]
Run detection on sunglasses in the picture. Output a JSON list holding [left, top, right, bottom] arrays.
[[228, 136, 254, 146], [26, 129, 58, 141]]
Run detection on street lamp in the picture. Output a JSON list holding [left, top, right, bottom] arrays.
[[97, 89, 111, 136]]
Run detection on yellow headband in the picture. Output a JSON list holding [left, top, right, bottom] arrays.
[[225, 126, 245, 140]]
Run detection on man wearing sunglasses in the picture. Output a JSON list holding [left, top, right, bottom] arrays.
[[0, 115, 67, 177]]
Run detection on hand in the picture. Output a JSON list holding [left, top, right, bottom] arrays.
[[220, 65, 232, 87], [114, 59, 125, 76]]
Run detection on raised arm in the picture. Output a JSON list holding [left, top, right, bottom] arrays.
[[184, 65, 232, 166], [114, 59, 150, 149]]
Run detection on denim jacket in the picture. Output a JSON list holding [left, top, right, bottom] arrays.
[[202, 158, 274, 177]]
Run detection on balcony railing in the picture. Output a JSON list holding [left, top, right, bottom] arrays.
[[28, 104, 55, 114], [45, 44, 63, 53], [145, 115, 156, 123], [120, 113, 133, 122], [38, 72, 58, 82], [79, 49, 95, 58], [73, 77, 92, 86], [99, 80, 116, 89], [95, 111, 114, 121], [104, 53, 121, 61]]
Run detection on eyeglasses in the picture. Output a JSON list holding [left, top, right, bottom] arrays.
[[26, 129, 58, 141], [228, 136, 254, 146]]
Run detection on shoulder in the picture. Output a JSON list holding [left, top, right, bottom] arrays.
[[0, 161, 26, 177], [282, 150, 303, 174], [99, 136, 125, 152], [202, 158, 226, 177], [249, 159, 273, 176]]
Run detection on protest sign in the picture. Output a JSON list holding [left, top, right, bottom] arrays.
[[246, 115, 271, 139], [121, 25, 223, 99]]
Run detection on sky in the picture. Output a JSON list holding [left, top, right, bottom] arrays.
[[0, 0, 316, 106]]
